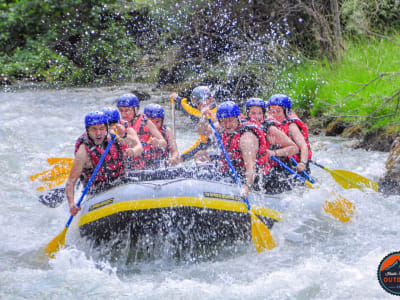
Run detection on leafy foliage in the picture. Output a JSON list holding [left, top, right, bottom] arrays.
[[0, 0, 159, 84], [342, 0, 400, 34], [277, 35, 400, 130]]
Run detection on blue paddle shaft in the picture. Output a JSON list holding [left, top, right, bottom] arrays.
[[310, 160, 324, 169], [208, 119, 251, 210], [290, 157, 315, 183], [65, 134, 115, 228], [271, 156, 307, 183]]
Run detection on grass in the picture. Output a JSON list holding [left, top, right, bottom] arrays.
[[276, 34, 400, 131]]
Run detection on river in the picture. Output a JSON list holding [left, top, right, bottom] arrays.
[[0, 84, 397, 299]]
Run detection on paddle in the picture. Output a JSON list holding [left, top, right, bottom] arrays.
[[170, 96, 176, 136], [30, 165, 71, 182], [290, 157, 315, 184], [31, 157, 73, 191], [208, 118, 276, 252], [44, 135, 115, 257], [310, 160, 378, 192], [47, 157, 74, 166], [271, 156, 355, 223], [36, 173, 70, 192]]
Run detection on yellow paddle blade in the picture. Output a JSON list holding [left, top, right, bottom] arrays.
[[329, 169, 378, 192], [30, 168, 53, 182], [250, 211, 276, 252], [36, 173, 70, 192], [44, 227, 67, 258], [323, 194, 355, 223], [31, 165, 70, 183], [47, 157, 74, 166], [304, 179, 355, 223]]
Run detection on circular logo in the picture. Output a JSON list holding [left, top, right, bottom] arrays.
[[378, 251, 400, 296]]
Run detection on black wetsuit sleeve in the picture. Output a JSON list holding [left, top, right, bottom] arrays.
[[173, 96, 184, 111]]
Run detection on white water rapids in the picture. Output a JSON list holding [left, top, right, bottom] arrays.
[[0, 84, 397, 299]]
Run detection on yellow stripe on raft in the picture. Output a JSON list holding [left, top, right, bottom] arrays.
[[78, 196, 284, 227]]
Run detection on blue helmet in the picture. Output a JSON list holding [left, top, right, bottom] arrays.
[[192, 86, 212, 104], [144, 103, 165, 119], [245, 98, 266, 113], [267, 94, 292, 111], [116, 93, 139, 108], [84, 111, 108, 127], [101, 107, 120, 123], [216, 101, 241, 119]]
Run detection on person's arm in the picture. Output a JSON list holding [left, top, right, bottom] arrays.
[[288, 123, 309, 172], [146, 119, 167, 149], [165, 127, 181, 165], [239, 132, 259, 198], [169, 92, 183, 110], [266, 126, 299, 157], [198, 110, 219, 136], [65, 145, 88, 216], [124, 128, 144, 157]]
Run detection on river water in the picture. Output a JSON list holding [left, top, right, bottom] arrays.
[[0, 84, 397, 299]]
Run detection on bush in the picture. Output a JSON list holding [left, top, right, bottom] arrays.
[[342, 0, 400, 34]]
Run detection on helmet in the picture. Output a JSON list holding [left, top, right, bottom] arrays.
[[84, 111, 108, 127], [216, 101, 240, 119], [116, 93, 139, 108], [245, 98, 266, 112], [192, 86, 212, 104], [101, 107, 120, 123], [144, 103, 164, 119], [266, 94, 292, 110]]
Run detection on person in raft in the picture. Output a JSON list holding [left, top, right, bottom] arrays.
[[66, 111, 142, 216], [266, 94, 312, 173], [101, 107, 143, 158], [116, 93, 167, 170], [199, 101, 298, 197], [171, 86, 220, 163], [143, 103, 181, 167]]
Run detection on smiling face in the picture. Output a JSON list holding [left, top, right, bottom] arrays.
[[268, 105, 285, 122], [118, 106, 136, 122], [219, 116, 239, 134], [87, 123, 107, 145], [248, 106, 265, 123]]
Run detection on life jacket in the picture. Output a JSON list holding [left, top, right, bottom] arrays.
[[143, 125, 170, 167], [74, 133, 125, 190], [121, 114, 150, 170], [220, 120, 271, 178], [267, 113, 312, 161]]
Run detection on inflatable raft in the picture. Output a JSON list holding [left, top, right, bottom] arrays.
[[77, 167, 285, 255]]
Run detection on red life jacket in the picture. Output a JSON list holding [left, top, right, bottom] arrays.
[[220, 120, 271, 177], [142, 125, 170, 167], [267, 113, 312, 161], [121, 114, 150, 170], [74, 133, 125, 189]]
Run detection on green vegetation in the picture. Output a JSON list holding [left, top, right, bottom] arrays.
[[0, 0, 399, 138], [0, 0, 153, 85], [278, 34, 400, 130]]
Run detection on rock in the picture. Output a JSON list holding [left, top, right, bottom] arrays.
[[355, 129, 396, 152], [131, 90, 151, 101], [325, 118, 350, 136], [379, 137, 400, 194]]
